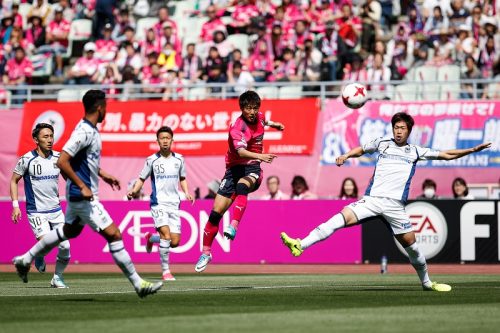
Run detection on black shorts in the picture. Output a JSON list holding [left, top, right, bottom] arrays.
[[217, 164, 263, 199]]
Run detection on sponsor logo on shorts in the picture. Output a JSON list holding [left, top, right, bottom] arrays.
[[249, 173, 259, 179], [219, 179, 226, 190], [395, 202, 448, 259]]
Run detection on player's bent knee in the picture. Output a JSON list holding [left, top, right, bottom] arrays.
[[235, 182, 250, 195], [341, 208, 357, 225], [208, 210, 223, 225], [170, 240, 180, 248]]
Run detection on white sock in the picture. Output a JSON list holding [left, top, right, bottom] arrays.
[[26, 228, 67, 264], [109, 240, 142, 289], [405, 242, 431, 286], [55, 240, 70, 278], [159, 239, 171, 273], [150, 235, 161, 243], [300, 213, 345, 249]]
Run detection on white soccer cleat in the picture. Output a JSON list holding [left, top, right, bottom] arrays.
[[135, 280, 163, 298], [195, 253, 212, 273], [162, 271, 176, 281], [12, 256, 30, 283], [51, 276, 69, 288]]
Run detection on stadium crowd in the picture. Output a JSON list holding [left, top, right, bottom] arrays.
[[0, 0, 498, 101]]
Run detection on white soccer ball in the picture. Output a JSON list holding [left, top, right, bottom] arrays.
[[342, 83, 368, 109]]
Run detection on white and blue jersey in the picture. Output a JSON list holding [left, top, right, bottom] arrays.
[[14, 150, 61, 214], [62, 119, 101, 201], [139, 152, 186, 208], [363, 137, 440, 203]]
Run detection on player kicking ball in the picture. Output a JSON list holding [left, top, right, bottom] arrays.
[[281, 112, 491, 292], [127, 126, 194, 281], [195, 90, 284, 272]]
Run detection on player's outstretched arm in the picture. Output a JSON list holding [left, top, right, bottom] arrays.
[[98, 168, 121, 191], [180, 177, 195, 204], [336, 146, 365, 166], [10, 173, 22, 223], [265, 120, 285, 131], [57, 151, 93, 200], [237, 148, 277, 163], [437, 142, 492, 160], [127, 178, 145, 200]]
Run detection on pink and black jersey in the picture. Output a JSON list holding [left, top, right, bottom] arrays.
[[225, 112, 265, 168]]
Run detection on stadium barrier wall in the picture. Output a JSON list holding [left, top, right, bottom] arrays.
[[362, 200, 500, 263], [0, 200, 361, 264]]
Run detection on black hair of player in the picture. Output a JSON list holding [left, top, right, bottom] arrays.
[[82, 90, 106, 114], [157, 126, 174, 139], [239, 90, 261, 110], [32, 123, 54, 139], [391, 112, 414, 132]]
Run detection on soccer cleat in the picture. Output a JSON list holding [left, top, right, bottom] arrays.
[[12, 256, 30, 283], [51, 276, 69, 288], [195, 253, 212, 273], [280, 232, 303, 257], [223, 224, 237, 240], [135, 280, 163, 298], [145, 232, 154, 253], [34, 256, 46, 273], [423, 282, 452, 292], [162, 271, 176, 281]]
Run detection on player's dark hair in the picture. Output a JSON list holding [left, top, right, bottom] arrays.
[[422, 178, 436, 190], [239, 90, 261, 110], [452, 177, 469, 198], [82, 90, 106, 114], [339, 177, 358, 199], [157, 126, 174, 138], [32, 123, 54, 139], [391, 112, 414, 132]]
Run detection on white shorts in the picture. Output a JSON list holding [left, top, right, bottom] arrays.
[[65, 200, 113, 232], [346, 196, 413, 235], [28, 209, 65, 239], [151, 205, 181, 234]]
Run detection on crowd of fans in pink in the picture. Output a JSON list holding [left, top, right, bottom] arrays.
[[0, 0, 498, 102]]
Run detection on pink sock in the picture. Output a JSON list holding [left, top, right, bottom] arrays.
[[232, 195, 247, 230]]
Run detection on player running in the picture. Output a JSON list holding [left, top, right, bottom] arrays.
[[127, 126, 194, 281], [10, 123, 71, 288], [281, 112, 491, 292], [195, 90, 285, 272], [12, 90, 163, 298]]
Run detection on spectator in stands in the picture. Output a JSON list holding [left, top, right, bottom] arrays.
[[422, 0, 452, 19], [1, 14, 14, 44], [410, 45, 429, 69], [424, 6, 450, 38], [55, 0, 75, 22], [180, 43, 203, 84], [93, 0, 117, 39], [66, 42, 99, 84], [274, 47, 298, 81], [407, 5, 424, 33], [416, 179, 439, 199], [10, 3, 23, 29], [211, 30, 234, 59], [160, 22, 182, 54], [271, 6, 293, 39], [250, 20, 269, 55], [228, 60, 254, 94], [120, 65, 141, 101], [157, 43, 180, 72], [427, 28, 454, 66], [162, 70, 184, 101], [141, 51, 159, 81], [140, 28, 162, 60], [28, 0, 52, 25], [117, 41, 143, 75], [281, 0, 302, 24], [142, 63, 165, 97], [154, 6, 177, 38], [39, 6, 70, 77], [98, 63, 122, 95], [318, 21, 339, 81], [366, 52, 392, 99], [269, 21, 286, 60], [449, 0, 470, 31], [290, 175, 317, 200], [455, 24, 473, 64], [359, 0, 380, 53], [477, 35, 496, 79], [261, 175, 289, 200], [248, 41, 274, 82], [289, 20, 311, 52], [296, 38, 322, 83], [342, 53, 368, 82], [204, 46, 226, 81], [460, 55, 483, 98], [26, 15, 46, 51], [309, 0, 336, 34], [3, 27, 30, 59], [206, 63, 228, 94], [112, 8, 136, 43], [199, 5, 227, 42], [95, 23, 118, 62], [390, 40, 413, 80], [338, 177, 358, 199], [464, 5, 483, 40], [118, 26, 139, 53], [227, 49, 247, 73], [2, 47, 33, 105], [452, 177, 474, 199], [229, 0, 261, 34]]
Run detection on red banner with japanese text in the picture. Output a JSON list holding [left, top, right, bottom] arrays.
[[18, 99, 319, 156]]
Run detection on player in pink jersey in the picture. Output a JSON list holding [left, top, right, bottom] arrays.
[[194, 91, 284, 273]]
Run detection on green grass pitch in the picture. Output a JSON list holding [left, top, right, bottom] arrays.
[[1, 272, 499, 333]]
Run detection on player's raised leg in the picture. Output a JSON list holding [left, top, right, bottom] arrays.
[[395, 232, 451, 292], [224, 177, 256, 240]]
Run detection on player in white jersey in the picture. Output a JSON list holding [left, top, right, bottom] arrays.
[[10, 123, 71, 288], [12, 90, 163, 298], [281, 112, 491, 292], [127, 126, 194, 281]]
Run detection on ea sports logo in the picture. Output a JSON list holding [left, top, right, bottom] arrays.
[[395, 202, 448, 259], [33, 111, 65, 145]]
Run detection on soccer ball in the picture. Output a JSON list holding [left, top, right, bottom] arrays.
[[342, 83, 368, 109]]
